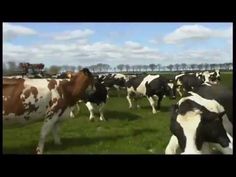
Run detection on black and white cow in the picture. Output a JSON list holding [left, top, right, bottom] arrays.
[[174, 69, 221, 97], [126, 74, 176, 114], [165, 85, 232, 154], [97, 73, 127, 97], [71, 80, 108, 121]]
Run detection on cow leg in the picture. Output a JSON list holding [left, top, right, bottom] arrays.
[[114, 85, 120, 97], [70, 103, 81, 118], [176, 86, 182, 97], [36, 116, 59, 154], [126, 93, 133, 109], [52, 121, 61, 145], [165, 135, 179, 154], [147, 96, 157, 114], [85, 102, 95, 121], [99, 103, 105, 121], [157, 95, 163, 111]]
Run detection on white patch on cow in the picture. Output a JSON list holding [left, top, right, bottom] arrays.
[[202, 82, 212, 86], [136, 75, 160, 95], [180, 92, 225, 113], [177, 109, 202, 154], [165, 135, 179, 154], [99, 103, 105, 121], [113, 84, 120, 90], [86, 102, 95, 120], [202, 71, 211, 83], [147, 96, 158, 114], [175, 74, 185, 80], [85, 102, 105, 121], [222, 114, 232, 136], [176, 79, 182, 86], [114, 73, 127, 80], [215, 69, 220, 78], [168, 83, 174, 90]]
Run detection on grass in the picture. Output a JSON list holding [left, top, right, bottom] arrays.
[[2, 72, 233, 154]]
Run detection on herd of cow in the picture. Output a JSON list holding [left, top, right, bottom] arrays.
[[3, 68, 233, 154]]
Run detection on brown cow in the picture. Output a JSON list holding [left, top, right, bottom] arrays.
[[3, 68, 95, 154]]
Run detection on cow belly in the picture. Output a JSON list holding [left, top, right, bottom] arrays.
[[3, 87, 51, 125], [136, 85, 146, 95]]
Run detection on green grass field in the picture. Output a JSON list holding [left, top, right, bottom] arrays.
[[3, 72, 233, 154]]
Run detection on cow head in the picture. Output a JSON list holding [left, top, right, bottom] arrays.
[[195, 111, 230, 149], [209, 70, 221, 84], [166, 81, 176, 99], [71, 68, 96, 99], [169, 97, 232, 154]]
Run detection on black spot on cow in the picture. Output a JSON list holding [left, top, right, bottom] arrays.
[[196, 111, 229, 150], [84, 81, 107, 105], [170, 104, 186, 151], [126, 76, 145, 90]]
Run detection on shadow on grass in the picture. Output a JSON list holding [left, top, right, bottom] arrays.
[[140, 105, 171, 113], [3, 127, 158, 154], [104, 110, 141, 121]]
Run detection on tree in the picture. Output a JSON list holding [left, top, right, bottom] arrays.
[[174, 64, 180, 71], [137, 65, 142, 72], [166, 64, 174, 71], [219, 63, 225, 70], [117, 64, 125, 72], [89, 65, 96, 73], [197, 64, 204, 71], [8, 61, 17, 72], [69, 66, 76, 72], [142, 65, 149, 72], [131, 65, 136, 72], [103, 64, 111, 72], [156, 64, 161, 71], [149, 64, 156, 72], [48, 65, 62, 74], [210, 64, 216, 70], [225, 63, 232, 70], [181, 63, 187, 71], [190, 64, 197, 71], [125, 65, 130, 72], [204, 63, 209, 70], [77, 65, 83, 71]]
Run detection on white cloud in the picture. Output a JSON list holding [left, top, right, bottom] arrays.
[[125, 41, 143, 49], [3, 23, 37, 41], [54, 29, 94, 41], [164, 24, 232, 44], [172, 49, 232, 64], [3, 40, 165, 67]]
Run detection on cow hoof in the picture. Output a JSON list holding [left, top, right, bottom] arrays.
[[99, 118, 106, 121], [35, 147, 43, 154], [70, 112, 75, 118], [90, 118, 95, 122]]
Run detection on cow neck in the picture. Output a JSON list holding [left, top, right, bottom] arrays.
[[63, 75, 90, 106]]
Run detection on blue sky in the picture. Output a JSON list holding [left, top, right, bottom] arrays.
[[3, 22, 232, 68]]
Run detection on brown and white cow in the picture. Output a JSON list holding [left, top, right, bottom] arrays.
[[3, 68, 95, 154]]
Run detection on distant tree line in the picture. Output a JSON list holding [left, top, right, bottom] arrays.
[[3, 61, 233, 75]]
